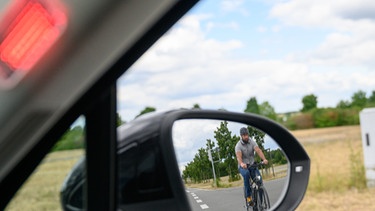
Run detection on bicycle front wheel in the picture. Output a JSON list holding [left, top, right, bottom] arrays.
[[255, 186, 271, 211]]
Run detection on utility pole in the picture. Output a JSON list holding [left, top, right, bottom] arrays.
[[266, 148, 275, 177], [208, 149, 217, 187]]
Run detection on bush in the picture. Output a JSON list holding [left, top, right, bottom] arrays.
[[52, 126, 85, 151], [337, 108, 360, 126], [282, 108, 360, 130], [283, 113, 314, 130], [312, 108, 339, 128]]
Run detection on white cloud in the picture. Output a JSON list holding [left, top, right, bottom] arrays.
[[131, 14, 243, 73], [118, 3, 375, 123], [270, 1, 375, 28], [220, 0, 249, 16], [115, 0, 375, 171], [171, 119, 221, 166], [269, 1, 375, 67]]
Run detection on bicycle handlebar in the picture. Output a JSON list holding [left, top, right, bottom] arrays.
[[246, 161, 265, 168]]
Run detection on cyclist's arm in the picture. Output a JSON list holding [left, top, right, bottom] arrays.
[[254, 146, 268, 165], [236, 151, 247, 168]]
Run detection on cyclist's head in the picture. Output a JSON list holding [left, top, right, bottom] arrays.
[[240, 127, 249, 136], [240, 127, 250, 142]]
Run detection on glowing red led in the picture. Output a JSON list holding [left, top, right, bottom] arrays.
[[0, 0, 67, 89]]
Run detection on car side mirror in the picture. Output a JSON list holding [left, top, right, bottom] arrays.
[[61, 109, 310, 211]]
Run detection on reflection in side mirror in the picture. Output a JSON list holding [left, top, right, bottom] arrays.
[[172, 119, 289, 210], [60, 109, 309, 211]]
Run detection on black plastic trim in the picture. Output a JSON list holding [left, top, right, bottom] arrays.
[[85, 84, 117, 210]]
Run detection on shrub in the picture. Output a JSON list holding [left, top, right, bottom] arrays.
[[284, 113, 314, 130], [52, 126, 85, 151]]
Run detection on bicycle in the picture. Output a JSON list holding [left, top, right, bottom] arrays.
[[243, 162, 271, 211]]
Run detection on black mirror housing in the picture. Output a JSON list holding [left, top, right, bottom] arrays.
[[61, 109, 310, 210]]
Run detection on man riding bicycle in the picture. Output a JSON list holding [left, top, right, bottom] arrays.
[[235, 127, 268, 206]]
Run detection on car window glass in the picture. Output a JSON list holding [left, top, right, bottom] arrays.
[[5, 117, 85, 211]]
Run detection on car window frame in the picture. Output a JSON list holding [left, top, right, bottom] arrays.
[[0, 0, 199, 210]]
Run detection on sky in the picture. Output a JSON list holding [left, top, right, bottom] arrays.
[[114, 0, 375, 169], [117, 0, 375, 122]]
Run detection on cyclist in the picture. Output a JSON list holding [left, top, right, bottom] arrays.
[[235, 127, 268, 206]]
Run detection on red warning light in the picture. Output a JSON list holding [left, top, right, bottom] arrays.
[[0, 0, 67, 89]]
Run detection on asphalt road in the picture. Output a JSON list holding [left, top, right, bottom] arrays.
[[186, 177, 287, 210]]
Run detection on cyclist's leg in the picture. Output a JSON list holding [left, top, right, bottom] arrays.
[[239, 167, 251, 199]]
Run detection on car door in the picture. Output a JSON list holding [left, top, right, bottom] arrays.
[[0, 0, 199, 210]]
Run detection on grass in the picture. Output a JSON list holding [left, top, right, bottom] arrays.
[[292, 125, 374, 211], [292, 126, 366, 193], [5, 125, 375, 211], [5, 150, 83, 211], [186, 125, 375, 210]]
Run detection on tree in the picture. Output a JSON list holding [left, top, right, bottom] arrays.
[[53, 126, 84, 151], [135, 106, 156, 118], [351, 90, 367, 108], [368, 91, 375, 103], [247, 126, 266, 152], [259, 101, 277, 120], [192, 104, 201, 109], [245, 97, 260, 114], [301, 94, 318, 112], [272, 149, 287, 165], [117, 113, 125, 126], [214, 121, 240, 181], [336, 100, 351, 109], [182, 147, 211, 183], [368, 90, 375, 107]]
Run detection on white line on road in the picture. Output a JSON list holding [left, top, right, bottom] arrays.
[[187, 190, 209, 209], [200, 204, 209, 209]]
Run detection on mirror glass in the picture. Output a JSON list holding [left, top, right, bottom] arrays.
[[172, 119, 289, 210]]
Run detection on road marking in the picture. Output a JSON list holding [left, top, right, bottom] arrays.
[[187, 190, 209, 210], [200, 204, 209, 209]]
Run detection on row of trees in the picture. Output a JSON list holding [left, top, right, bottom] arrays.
[[55, 89, 375, 151], [284, 90, 375, 129], [52, 90, 373, 185], [240, 90, 375, 130], [300, 90, 375, 112], [181, 90, 374, 183], [181, 121, 287, 184]]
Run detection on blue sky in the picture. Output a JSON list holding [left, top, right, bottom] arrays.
[[117, 0, 375, 122], [115, 0, 375, 168]]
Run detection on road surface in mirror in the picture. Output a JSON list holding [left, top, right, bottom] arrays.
[[172, 119, 289, 210]]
